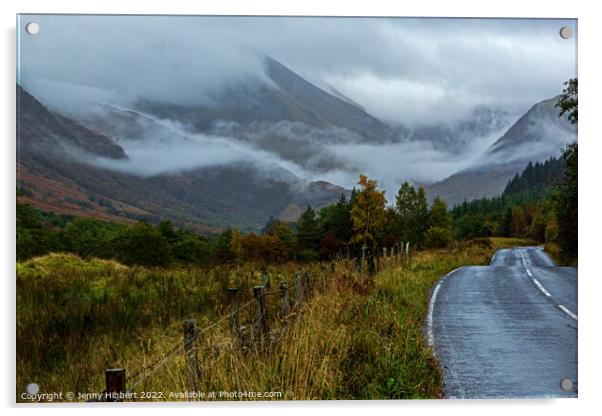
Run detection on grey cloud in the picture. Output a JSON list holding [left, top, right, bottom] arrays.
[[19, 15, 576, 125]]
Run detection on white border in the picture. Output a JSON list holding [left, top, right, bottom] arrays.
[[2, 1, 601, 415]]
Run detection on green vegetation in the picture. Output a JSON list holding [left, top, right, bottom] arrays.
[[450, 159, 561, 241], [16, 78, 579, 401], [449, 78, 578, 265], [16, 176, 451, 268], [17, 238, 525, 401]]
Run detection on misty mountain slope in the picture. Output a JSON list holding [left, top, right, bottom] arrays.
[[407, 105, 514, 154], [135, 56, 393, 143], [487, 96, 575, 159], [426, 96, 576, 206], [426, 161, 527, 206], [17, 85, 127, 162], [17, 86, 346, 232]]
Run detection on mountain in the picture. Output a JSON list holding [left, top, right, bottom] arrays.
[[67, 56, 394, 176], [135, 57, 393, 143], [16, 85, 347, 233], [486, 96, 573, 159], [405, 105, 513, 154], [426, 96, 576, 206], [17, 85, 127, 162]]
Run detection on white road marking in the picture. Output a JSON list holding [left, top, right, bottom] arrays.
[[426, 267, 461, 347], [558, 305, 578, 321], [523, 248, 578, 322], [532, 278, 552, 297]]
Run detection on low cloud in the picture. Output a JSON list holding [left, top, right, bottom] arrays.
[[19, 15, 576, 125], [81, 105, 515, 204]]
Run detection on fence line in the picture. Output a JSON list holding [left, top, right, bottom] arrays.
[[92, 245, 411, 401]]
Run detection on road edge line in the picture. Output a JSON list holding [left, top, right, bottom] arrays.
[[426, 267, 462, 348]]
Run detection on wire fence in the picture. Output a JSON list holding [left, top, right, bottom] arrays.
[[90, 243, 413, 402]]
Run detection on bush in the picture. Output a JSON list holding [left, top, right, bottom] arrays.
[[298, 248, 320, 262], [63, 217, 115, 256], [109, 222, 173, 267], [424, 227, 452, 249]]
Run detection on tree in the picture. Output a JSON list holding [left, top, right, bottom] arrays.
[[317, 193, 353, 246], [296, 205, 319, 255], [265, 220, 295, 259], [429, 196, 451, 229], [381, 207, 401, 249], [350, 174, 386, 275], [556, 78, 578, 262], [172, 235, 211, 266], [110, 222, 172, 267], [424, 227, 452, 249], [556, 142, 578, 260], [212, 229, 236, 264], [350, 174, 387, 248], [556, 78, 577, 124], [511, 206, 526, 236], [63, 217, 115, 257], [500, 207, 513, 237], [159, 220, 179, 244], [16, 203, 63, 260], [395, 182, 429, 247], [424, 196, 452, 248]]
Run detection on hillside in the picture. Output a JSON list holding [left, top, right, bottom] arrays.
[[17, 85, 347, 233], [135, 57, 393, 143], [426, 96, 575, 205]]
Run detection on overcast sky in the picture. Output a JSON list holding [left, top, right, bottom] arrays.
[[18, 15, 577, 126]]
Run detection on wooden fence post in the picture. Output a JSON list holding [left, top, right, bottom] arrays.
[[295, 272, 304, 304], [104, 368, 125, 402], [183, 319, 199, 395], [227, 287, 239, 345], [279, 282, 289, 319], [253, 286, 269, 342]]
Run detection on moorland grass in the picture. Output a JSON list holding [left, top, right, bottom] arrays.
[[16, 237, 531, 401]]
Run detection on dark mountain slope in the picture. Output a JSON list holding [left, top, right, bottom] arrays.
[[17, 86, 346, 232], [17, 85, 127, 161]]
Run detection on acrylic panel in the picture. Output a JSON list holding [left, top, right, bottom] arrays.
[[16, 14, 578, 402]]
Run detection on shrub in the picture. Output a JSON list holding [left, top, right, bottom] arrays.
[[424, 226, 452, 249], [109, 222, 172, 267]]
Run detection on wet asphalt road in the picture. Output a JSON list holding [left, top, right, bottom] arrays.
[[428, 246, 577, 398]]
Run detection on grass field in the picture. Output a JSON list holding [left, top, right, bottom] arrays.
[[16, 237, 534, 402]]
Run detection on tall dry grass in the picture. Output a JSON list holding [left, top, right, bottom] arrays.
[[16, 238, 528, 401]]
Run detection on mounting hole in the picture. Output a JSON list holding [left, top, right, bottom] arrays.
[[559, 26, 572, 39], [26, 382, 39, 395], [560, 377, 573, 391], [25, 22, 40, 35]]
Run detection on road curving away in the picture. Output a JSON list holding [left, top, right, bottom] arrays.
[[427, 246, 577, 399]]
